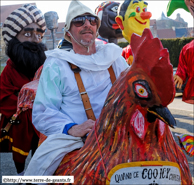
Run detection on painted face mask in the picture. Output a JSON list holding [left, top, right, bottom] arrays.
[[95, 1, 123, 41], [116, 0, 152, 43]]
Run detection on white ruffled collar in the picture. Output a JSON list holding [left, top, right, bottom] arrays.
[[45, 42, 122, 71]]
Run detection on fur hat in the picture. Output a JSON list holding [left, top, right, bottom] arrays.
[[2, 4, 46, 45], [64, 0, 101, 43]]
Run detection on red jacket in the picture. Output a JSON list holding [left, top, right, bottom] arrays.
[[176, 40, 194, 104]]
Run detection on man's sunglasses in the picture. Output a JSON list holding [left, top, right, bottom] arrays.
[[72, 15, 98, 27]]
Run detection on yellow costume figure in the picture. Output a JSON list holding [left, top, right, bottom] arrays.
[[116, 0, 152, 65]]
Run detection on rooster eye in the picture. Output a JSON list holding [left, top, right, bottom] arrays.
[[133, 80, 151, 99], [135, 84, 148, 98]]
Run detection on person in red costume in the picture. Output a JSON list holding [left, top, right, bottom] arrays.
[[0, 4, 47, 175], [168, 0, 194, 104], [174, 40, 194, 104]]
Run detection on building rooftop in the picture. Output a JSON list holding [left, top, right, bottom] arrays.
[[157, 12, 171, 21]]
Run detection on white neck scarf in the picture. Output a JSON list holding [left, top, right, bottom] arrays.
[[45, 42, 122, 71]]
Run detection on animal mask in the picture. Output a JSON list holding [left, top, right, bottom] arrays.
[[95, 1, 123, 40]]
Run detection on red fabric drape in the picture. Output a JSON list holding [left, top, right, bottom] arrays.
[[0, 59, 32, 117], [0, 59, 38, 163]]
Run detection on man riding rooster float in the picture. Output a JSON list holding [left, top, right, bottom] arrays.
[[7, 1, 191, 184], [22, 1, 192, 184]]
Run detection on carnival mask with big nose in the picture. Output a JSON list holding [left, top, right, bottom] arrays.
[[116, 0, 152, 43]]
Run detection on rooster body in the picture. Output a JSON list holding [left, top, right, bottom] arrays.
[[54, 29, 192, 185]]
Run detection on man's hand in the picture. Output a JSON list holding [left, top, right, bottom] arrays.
[[174, 74, 183, 89], [68, 119, 95, 137]]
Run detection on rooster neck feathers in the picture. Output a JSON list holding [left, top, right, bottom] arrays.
[[131, 28, 175, 106]]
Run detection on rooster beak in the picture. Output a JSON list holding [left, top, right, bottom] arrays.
[[147, 106, 176, 128]]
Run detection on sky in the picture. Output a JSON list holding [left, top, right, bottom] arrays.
[[1, 0, 194, 27]]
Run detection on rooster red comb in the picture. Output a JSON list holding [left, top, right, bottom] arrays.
[[130, 28, 175, 106]]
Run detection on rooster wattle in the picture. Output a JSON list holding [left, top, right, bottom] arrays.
[[54, 29, 192, 185]]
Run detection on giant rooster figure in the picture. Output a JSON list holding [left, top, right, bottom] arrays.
[[52, 29, 192, 184]]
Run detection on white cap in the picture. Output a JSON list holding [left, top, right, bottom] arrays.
[[64, 0, 101, 43]]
